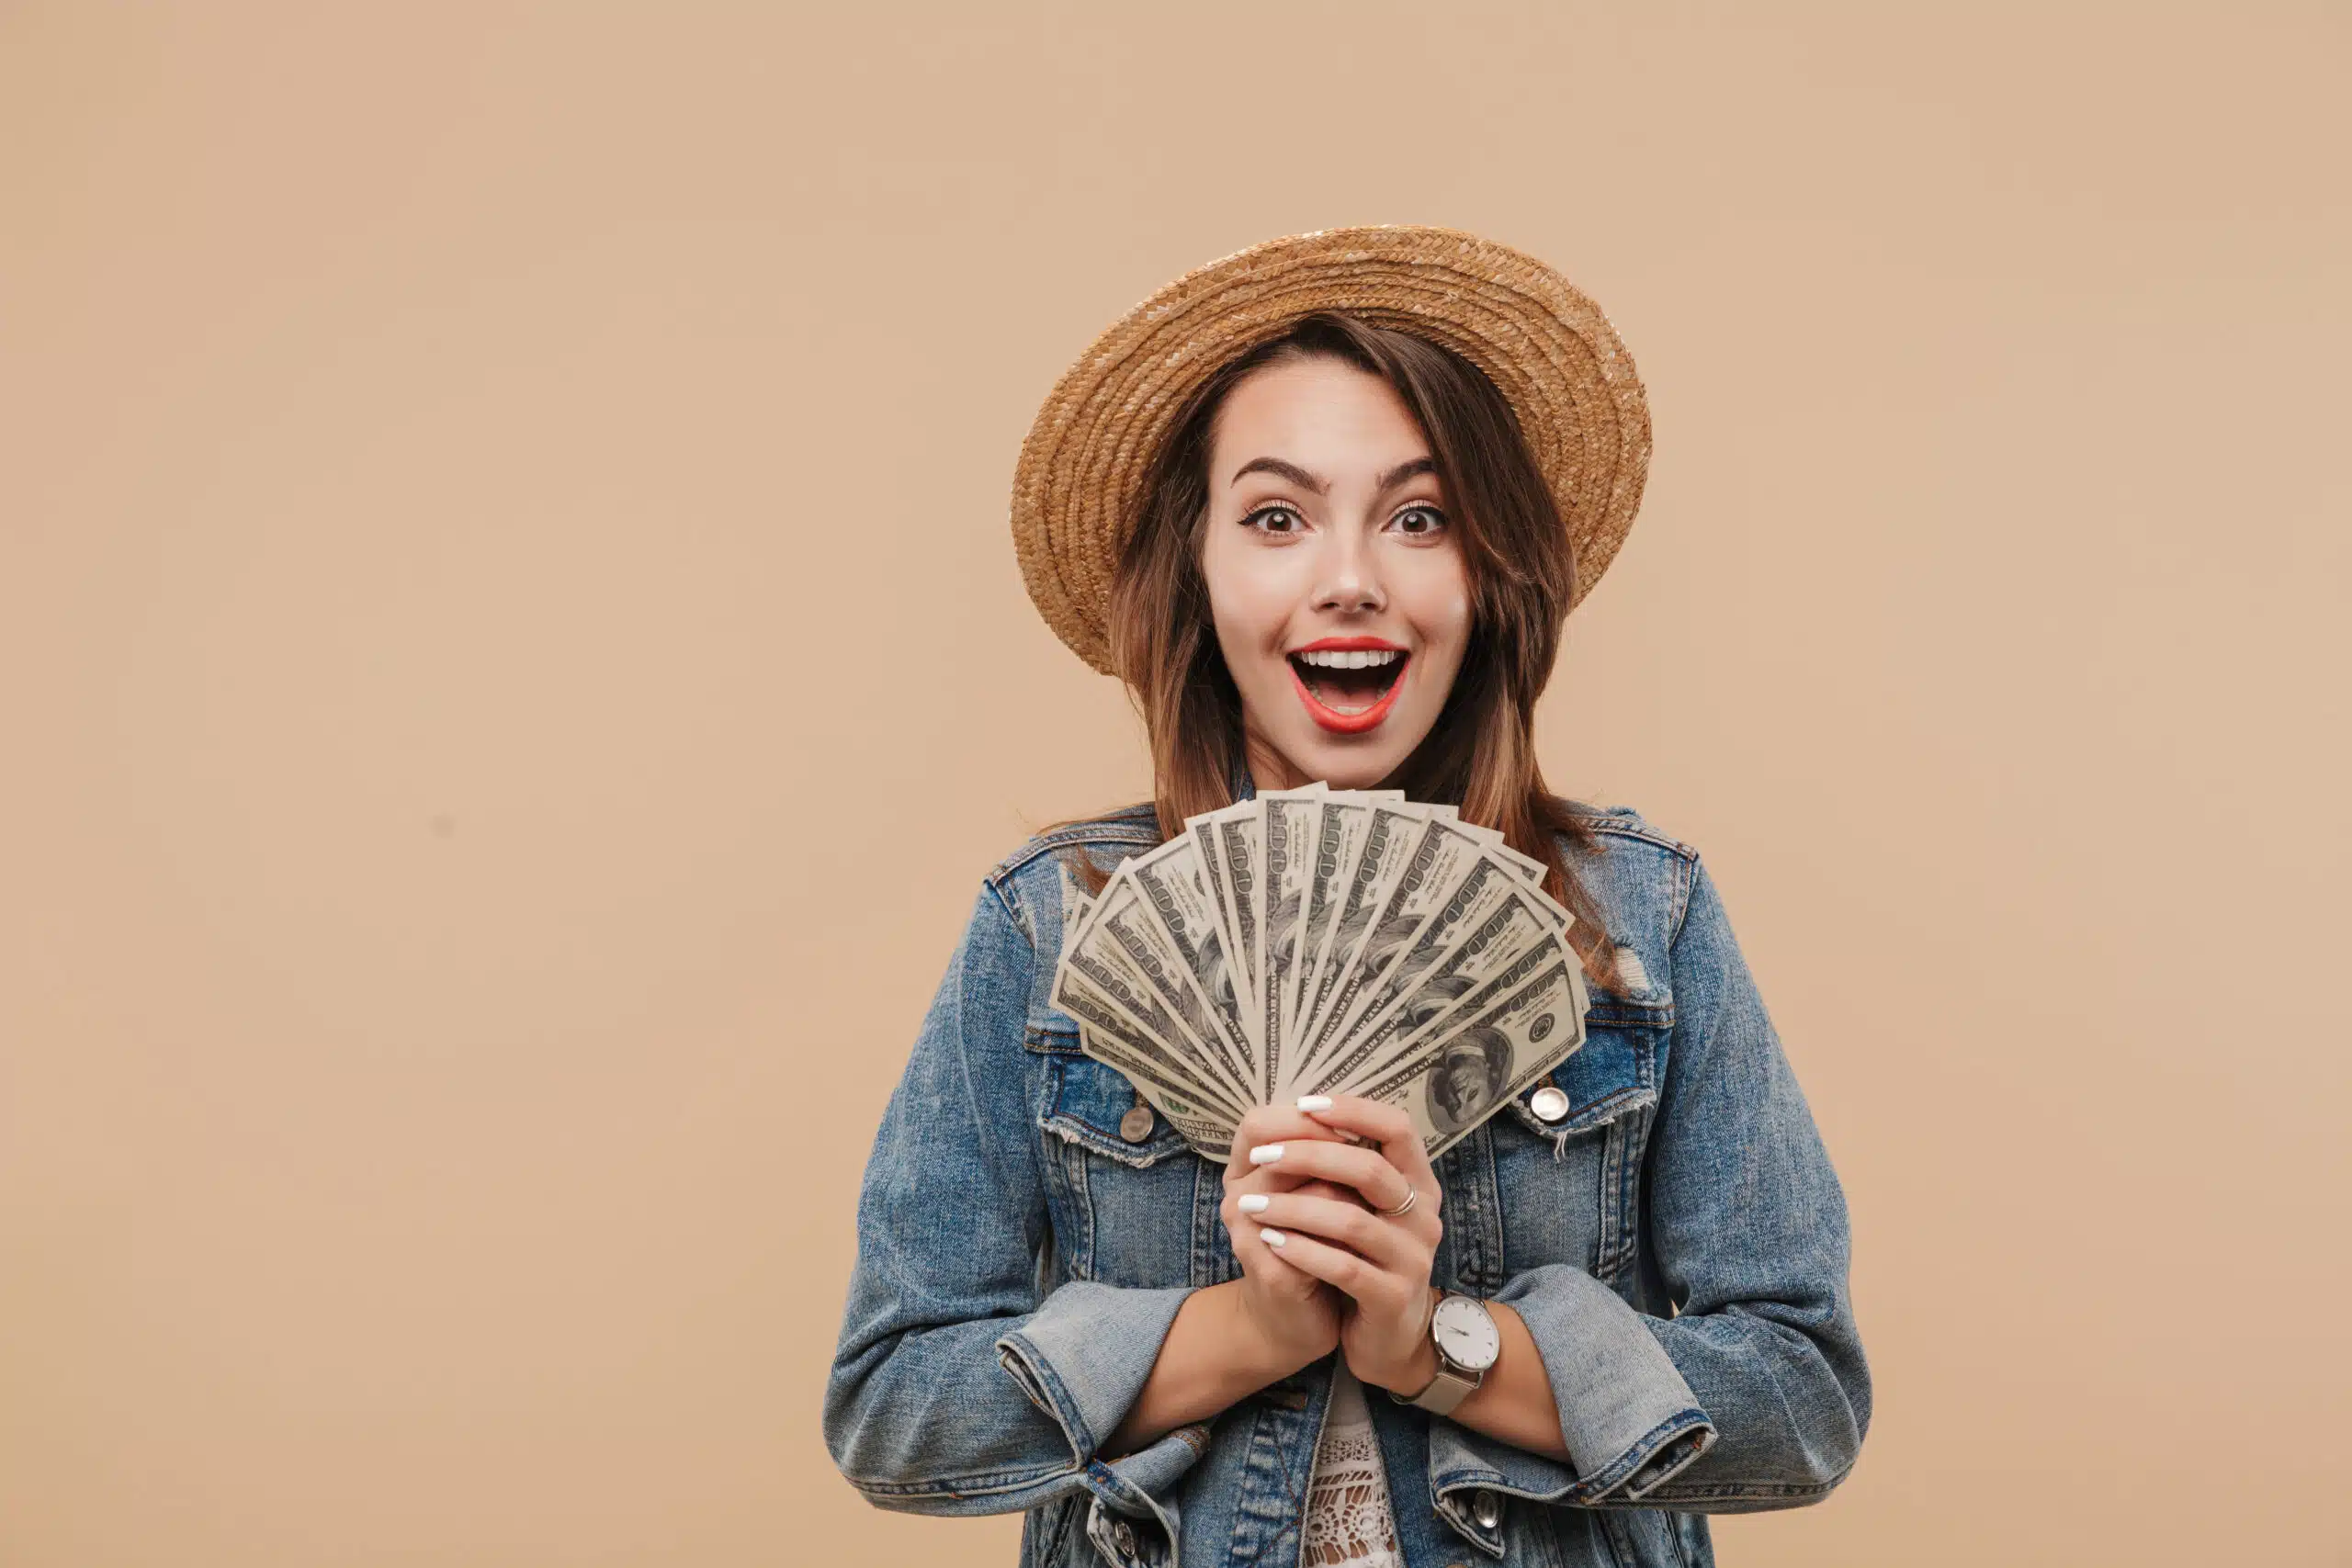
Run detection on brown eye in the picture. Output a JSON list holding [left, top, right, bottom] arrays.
[[1244, 505, 1304, 535], [1390, 504, 1446, 536]]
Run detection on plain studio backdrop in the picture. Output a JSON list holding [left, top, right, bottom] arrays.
[[3, 4, 2346, 1564]]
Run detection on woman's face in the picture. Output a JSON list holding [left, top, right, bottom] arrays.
[[1197, 355, 1472, 791]]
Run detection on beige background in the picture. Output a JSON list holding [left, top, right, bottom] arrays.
[[4, 4, 2346, 1563]]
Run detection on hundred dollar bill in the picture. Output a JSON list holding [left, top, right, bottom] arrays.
[[1184, 815, 1247, 1025], [1283, 795, 1380, 1058], [1350, 949, 1592, 1159], [1301, 811, 1574, 1073], [1443, 818, 1545, 884], [1208, 804, 1263, 1054], [1122, 837, 1258, 1092], [1279, 784, 1401, 1043], [1321, 888, 1572, 1095], [1254, 787, 1323, 1100], [1056, 899, 1242, 1157], [1087, 880, 1257, 1104], [1058, 980, 1248, 1126], [1284, 801, 1430, 1089], [1317, 846, 1571, 1081], [1294, 816, 1494, 1079], [1052, 887, 1247, 1103], [1055, 869, 1238, 1119]]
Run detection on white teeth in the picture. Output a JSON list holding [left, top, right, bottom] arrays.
[[1296, 649, 1401, 669]]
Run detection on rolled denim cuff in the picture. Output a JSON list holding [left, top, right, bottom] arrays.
[[1491, 1265, 1718, 1502], [996, 1281, 1206, 1566]]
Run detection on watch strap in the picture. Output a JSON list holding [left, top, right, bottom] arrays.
[[1404, 1361, 1481, 1415]]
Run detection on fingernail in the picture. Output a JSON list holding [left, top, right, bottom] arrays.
[[1261, 1227, 1287, 1248], [1248, 1144, 1284, 1166], [1295, 1094, 1333, 1111], [1238, 1193, 1269, 1213]]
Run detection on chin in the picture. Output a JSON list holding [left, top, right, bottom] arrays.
[[1281, 720, 1433, 791], [1300, 752, 1399, 790]]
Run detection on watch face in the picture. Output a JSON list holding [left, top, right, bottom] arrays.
[[1432, 1295, 1500, 1371]]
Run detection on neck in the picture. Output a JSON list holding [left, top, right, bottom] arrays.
[[1240, 729, 1315, 793]]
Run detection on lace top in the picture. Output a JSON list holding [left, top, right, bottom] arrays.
[[1302, 1365, 1405, 1568]]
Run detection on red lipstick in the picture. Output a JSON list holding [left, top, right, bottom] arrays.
[[1293, 637, 1406, 653], [1286, 637, 1410, 735]]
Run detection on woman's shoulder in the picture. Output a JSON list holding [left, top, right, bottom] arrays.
[[1552, 799, 1702, 860], [984, 801, 1162, 886], [978, 802, 1165, 945], [1549, 796, 1709, 963], [1553, 795, 1701, 865]]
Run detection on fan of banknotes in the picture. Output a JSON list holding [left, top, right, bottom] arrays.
[[1051, 785, 1592, 1163]]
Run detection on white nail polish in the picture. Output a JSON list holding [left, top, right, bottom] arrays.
[[1249, 1144, 1284, 1166], [1238, 1193, 1269, 1213], [1295, 1094, 1333, 1111], [1261, 1227, 1287, 1248]]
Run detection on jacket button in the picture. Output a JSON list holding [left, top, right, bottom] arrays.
[[1528, 1085, 1569, 1123], [1473, 1487, 1502, 1529], [1111, 1517, 1136, 1554], [1120, 1105, 1156, 1142]]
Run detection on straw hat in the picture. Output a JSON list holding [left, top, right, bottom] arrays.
[[1010, 223, 1652, 677]]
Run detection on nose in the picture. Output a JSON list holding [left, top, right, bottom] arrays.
[[1312, 530, 1386, 615]]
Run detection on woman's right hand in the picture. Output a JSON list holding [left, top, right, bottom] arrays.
[[1102, 1104, 1363, 1454], [1219, 1103, 1352, 1376]]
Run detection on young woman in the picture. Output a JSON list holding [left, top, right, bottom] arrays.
[[824, 228, 1869, 1568]]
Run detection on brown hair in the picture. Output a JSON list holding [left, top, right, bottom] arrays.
[[1057, 311, 1628, 995]]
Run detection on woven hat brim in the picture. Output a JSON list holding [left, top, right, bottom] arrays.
[[1012, 224, 1652, 677]]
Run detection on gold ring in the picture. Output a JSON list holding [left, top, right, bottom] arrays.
[[1376, 1187, 1419, 1219]]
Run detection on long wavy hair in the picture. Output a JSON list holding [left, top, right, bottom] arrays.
[[1058, 310, 1628, 995]]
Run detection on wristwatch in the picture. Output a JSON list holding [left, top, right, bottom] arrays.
[[1394, 1291, 1500, 1415]]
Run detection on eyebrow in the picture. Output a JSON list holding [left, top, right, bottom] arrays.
[[1228, 455, 1438, 495]]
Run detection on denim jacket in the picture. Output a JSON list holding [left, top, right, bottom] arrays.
[[824, 785, 1870, 1568]]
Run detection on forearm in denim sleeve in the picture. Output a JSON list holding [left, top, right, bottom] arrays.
[[1621, 858, 1871, 1511], [1423, 1262, 1715, 1537], [1440, 859, 1869, 1526], [831, 1280, 1204, 1516], [822, 880, 1208, 1523]]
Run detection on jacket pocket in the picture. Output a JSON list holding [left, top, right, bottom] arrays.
[[1490, 988, 1670, 1287], [1036, 1043, 1193, 1168], [1025, 1032, 1215, 1290]]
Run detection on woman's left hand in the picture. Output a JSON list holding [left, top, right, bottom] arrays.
[[1237, 1094, 1445, 1396]]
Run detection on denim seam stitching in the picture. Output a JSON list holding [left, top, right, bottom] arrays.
[[1618, 1417, 1716, 1499], [1440, 1408, 1707, 1507], [1569, 1409, 1716, 1503], [994, 1327, 1099, 1461], [1038, 1109, 1187, 1168], [1633, 1461, 1853, 1504], [988, 828, 1162, 889], [1426, 1409, 1710, 1509], [1580, 819, 1700, 863], [983, 874, 1035, 950], [1666, 853, 1697, 951], [847, 1457, 1079, 1499], [1501, 1083, 1655, 1142]]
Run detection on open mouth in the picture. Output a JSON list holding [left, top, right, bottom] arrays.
[[1286, 643, 1409, 734]]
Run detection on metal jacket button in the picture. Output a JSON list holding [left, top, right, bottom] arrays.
[[1111, 1517, 1136, 1554], [1473, 1488, 1502, 1529], [1119, 1105, 1156, 1142], [1529, 1085, 1569, 1123]]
